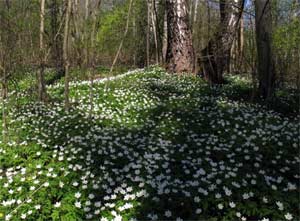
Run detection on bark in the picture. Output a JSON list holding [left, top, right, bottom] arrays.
[[89, 0, 102, 117], [85, 0, 90, 68], [162, 7, 168, 62], [193, 0, 199, 24], [206, 0, 211, 38], [133, 12, 137, 66], [230, 15, 244, 74], [151, 0, 159, 64], [63, 0, 72, 111], [255, 0, 276, 99], [72, 0, 82, 66], [200, 0, 244, 84], [1, 0, 11, 143], [38, 0, 47, 102], [146, 1, 150, 67], [1, 71, 8, 143], [166, 0, 195, 73], [49, 0, 65, 85]]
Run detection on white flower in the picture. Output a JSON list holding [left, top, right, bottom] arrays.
[[276, 201, 284, 210], [95, 201, 101, 207], [44, 182, 49, 187], [218, 203, 224, 210], [35, 204, 41, 210], [284, 213, 293, 220], [196, 208, 202, 214], [75, 201, 81, 208], [242, 193, 250, 200], [75, 192, 81, 198], [261, 218, 269, 221], [229, 201, 236, 208], [54, 202, 61, 208], [165, 210, 172, 217], [194, 196, 200, 203], [21, 214, 26, 219], [5, 214, 12, 221], [89, 193, 95, 199], [215, 193, 221, 199], [113, 215, 122, 221], [59, 181, 64, 188]]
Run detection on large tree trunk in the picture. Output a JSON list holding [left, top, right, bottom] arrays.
[[165, 0, 195, 73], [255, 0, 276, 99], [38, 0, 47, 102], [200, 0, 244, 84], [63, 0, 72, 111]]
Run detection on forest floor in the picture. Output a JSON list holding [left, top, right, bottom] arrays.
[[0, 67, 299, 221]]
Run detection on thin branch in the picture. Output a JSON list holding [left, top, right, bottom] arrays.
[[109, 0, 134, 74]]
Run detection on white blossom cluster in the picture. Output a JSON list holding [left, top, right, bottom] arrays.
[[0, 68, 299, 220]]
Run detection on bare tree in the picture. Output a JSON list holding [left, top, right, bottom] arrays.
[[48, 0, 64, 85], [63, 0, 72, 111], [166, 0, 195, 73], [162, 6, 168, 62], [146, 0, 150, 67], [255, 0, 276, 99], [200, 0, 245, 84], [38, 0, 47, 102], [0, 0, 12, 143], [231, 15, 244, 74], [151, 0, 159, 64]]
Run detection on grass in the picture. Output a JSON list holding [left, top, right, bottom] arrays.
[[0, 67, 299, 221]]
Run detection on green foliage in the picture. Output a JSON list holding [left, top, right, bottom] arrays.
[[97, 0, 148, 66], [274, 19, 300, 52]]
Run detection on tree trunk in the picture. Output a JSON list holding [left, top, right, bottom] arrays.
[[85, 0, 90, 67], [133, 9, 137, 66], [63, 0, 72, 111], [151, 0, 159, 64], [89, 0, 102, 117], [146, 0, 150, 67], [193, 0, 199, 25], [49, 0, 65, 85], [200, 0, 244, 84], [162, 7, 168, 63], [166, 0, 195, 73], [206, 0, 211, 38], [255, 0, 276, 99], [1, 72, 8, 143], [38, 0, 47, 102]]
